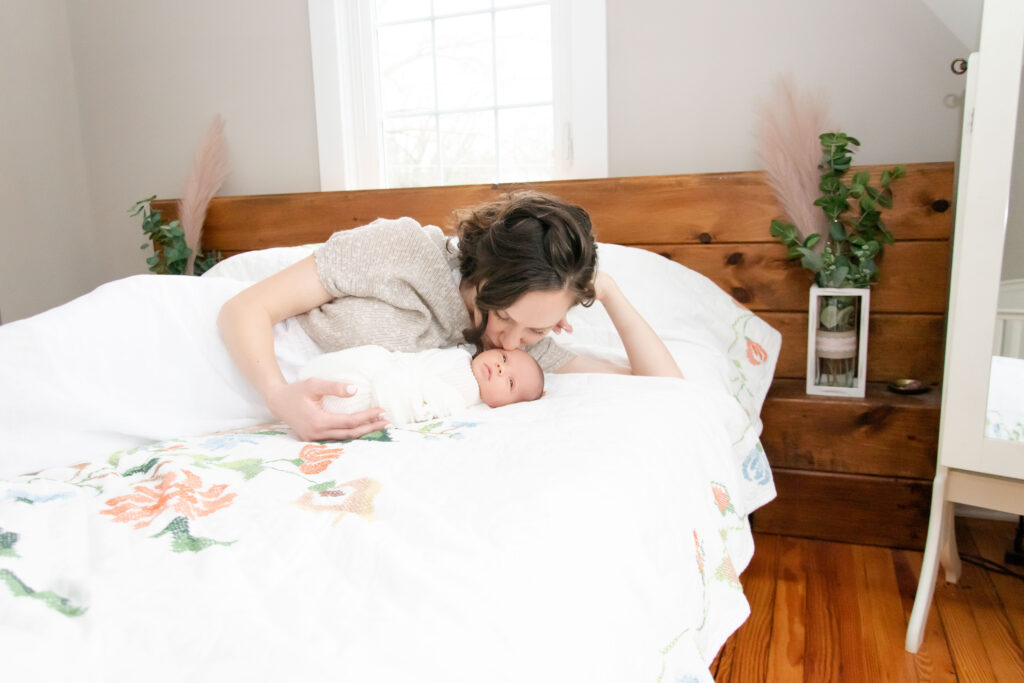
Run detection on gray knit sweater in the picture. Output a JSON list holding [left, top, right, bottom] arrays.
[[297, 217, 574, 373]]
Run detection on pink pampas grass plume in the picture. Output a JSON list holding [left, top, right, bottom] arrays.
[[178, 115, 229, 274], [756, 78, 829, 246]]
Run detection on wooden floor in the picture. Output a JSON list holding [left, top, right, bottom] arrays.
[[712, 517, 1024, 682]]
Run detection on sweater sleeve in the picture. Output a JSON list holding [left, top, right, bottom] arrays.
[[525, 337, 576, 373], [298, 218, 471, 353]]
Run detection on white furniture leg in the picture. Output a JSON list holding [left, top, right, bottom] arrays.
[[905, 467, 949, 653], [939, 498, 962, 583]]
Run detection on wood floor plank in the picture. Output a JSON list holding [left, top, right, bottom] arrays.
[[765, 535, 806, 682], [853, 544, 920, 682], [712, 627, 737, 681], [933, 520, 1001, 682], [802, 538, 841, 681], [965, 518, 1024, 647], [891, 548, 958, 683], [957, 520, 1024, 683], [726, 533, 780, 682]]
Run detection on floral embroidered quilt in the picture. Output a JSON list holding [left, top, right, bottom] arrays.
[[1, 374, 772, 682]]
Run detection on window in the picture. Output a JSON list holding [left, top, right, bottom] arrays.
[[308, 0, 606, 190]]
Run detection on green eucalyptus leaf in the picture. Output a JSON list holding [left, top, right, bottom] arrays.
[[804, 233, 821, 249], [829, 221, 847, 240], [853, 171, 870, 186]]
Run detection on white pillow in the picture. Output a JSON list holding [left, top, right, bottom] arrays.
[[561, 243, 782, 427], [202, 243, 320, 281]]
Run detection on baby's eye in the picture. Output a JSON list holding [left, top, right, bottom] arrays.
[[530, 328, 548, 336], [501, 352, 507, 362], [509, 377, 514, 389]]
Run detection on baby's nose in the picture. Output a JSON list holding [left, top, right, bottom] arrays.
[[496, 362, 503, 375]]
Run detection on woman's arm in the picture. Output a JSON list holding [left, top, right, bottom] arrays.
[[557, 271, 683, 379], [218, 255, 389, 441]]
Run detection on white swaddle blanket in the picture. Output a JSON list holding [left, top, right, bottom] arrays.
[[299, 345, 482, 426]]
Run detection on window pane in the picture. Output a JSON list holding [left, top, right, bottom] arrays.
[[374, 0, 431, 24], [377, 21, 435, 114], [435, 14, 493, 111], [495, 5, 551, 105], [383, 116, 441, 187], [498, 105, 553, 182], [439, 111, 496, 184], [434, 0, 493, 16]]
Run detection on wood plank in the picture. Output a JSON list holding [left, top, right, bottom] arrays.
[[957, 519, 1024, 682], [802, 537, 842, 681], [750, 469, 932, 548], [765, 535, 806, 682], [892, 548, 958, 682], [931, 519, 1006, 682], [965, 518, 1024, 647], [853, 544, 921, 681], [764, 311, 947, 383], [636, 240, 951, 314], [761, 379, 939, 478], [722, 533, 780, 682], [150, 162, 953, 253]]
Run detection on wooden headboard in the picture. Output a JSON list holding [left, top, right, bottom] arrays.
[[153, 161, 953, 386]]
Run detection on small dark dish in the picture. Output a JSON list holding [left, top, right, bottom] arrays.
[[887, 378, 931, 395]]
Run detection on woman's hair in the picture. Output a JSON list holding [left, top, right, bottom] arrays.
[[452, 191, 597, 348]]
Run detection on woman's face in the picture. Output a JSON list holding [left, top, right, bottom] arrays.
[[482, 289, 576, 351]]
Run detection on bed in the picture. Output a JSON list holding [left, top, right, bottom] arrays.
[[2, 163, 949, 680]]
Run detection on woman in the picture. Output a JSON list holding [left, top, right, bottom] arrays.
[[218, 192, 682, 442]]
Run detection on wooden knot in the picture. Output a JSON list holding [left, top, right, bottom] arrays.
[[857, 405, 895, 428], [726, 252, 744, 266], [731, 287, 751, 303], [931, 199, 950, 213], [698, 232, 712, 244]]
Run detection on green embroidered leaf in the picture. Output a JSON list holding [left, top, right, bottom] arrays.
[[218, 458, 264, 480], [107, 450, 123, 467], [121, 457, 159, 477], [151, 516, 235, 553], [0, 529, 19, 557], [0, 569, 86, 617], [308, 480, 337, 492], [359, 429, 392, 442], [15, 497, 34, 505], [253, 429, 287, 436]]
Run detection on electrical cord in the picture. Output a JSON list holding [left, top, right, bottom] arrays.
[[960, 553, 1024, 582]]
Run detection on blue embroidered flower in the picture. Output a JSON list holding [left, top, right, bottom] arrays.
[[2, 489, 73, 505], [674, 676, 702, 683], [742, 443, 772, 485], [197, 434, 264, 451]]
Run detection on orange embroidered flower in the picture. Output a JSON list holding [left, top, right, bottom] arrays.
[[101, 469, 236, 529], [293, 478, 382, 524], [711, 483, 733, 515], [297, 444, 345, 475], [745, 338, 768, 365]]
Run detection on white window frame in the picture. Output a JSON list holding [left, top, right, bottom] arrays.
[[308, 0, 607, 190]]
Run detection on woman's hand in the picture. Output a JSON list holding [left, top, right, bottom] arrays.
[[266, 378, 389, 442]]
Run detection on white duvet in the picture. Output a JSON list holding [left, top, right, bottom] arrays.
[[0, 247, 780, 681]]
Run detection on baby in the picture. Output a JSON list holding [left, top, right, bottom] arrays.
[[298, 345, 545, 427]]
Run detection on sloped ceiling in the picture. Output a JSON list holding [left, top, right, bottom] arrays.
[[922, 0, 982, 51]]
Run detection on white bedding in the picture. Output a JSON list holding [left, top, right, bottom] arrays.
[[0, 244, 781, 681], [987, 355, 1024, 441]]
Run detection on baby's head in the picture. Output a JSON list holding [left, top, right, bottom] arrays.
[[470, 348, 544, 408]]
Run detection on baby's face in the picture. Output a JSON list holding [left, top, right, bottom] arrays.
[[471, 348, 544, 408]]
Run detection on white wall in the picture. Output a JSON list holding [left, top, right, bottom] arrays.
[[606, 0, 968, 175], [0, 0, 98, 323], [3, 0, 974, 321], [64, 0, 321, 288]]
